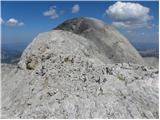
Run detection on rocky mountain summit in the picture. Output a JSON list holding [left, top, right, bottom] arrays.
[[55, 17, 145, 65], [1, 17, 159, 119]]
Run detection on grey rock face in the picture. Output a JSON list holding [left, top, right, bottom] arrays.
[[1, 30, 158, 119], [55, 17, 145, 65]]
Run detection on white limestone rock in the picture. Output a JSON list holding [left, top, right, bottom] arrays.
[[1, 30, 158, 119]]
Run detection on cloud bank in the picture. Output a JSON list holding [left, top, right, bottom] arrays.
[[106, 1, 152, 28]]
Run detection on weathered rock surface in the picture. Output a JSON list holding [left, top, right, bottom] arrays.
[[1, 30, 159, 119], [55, 17, 145, 65]]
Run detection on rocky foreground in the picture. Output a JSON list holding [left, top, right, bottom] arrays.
[[1, 17, 159, 119]]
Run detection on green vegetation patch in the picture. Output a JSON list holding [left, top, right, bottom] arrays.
[[117, 74, 125, 81]]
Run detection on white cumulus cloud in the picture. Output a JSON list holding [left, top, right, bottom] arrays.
[[7, 18, 18, 26], [43, 7, 59, 19], [72, 4, 80, 13], [106, 1, 152, 28], [6, 18, 24, 27], [1, 17, 5, 24], [18, 22, 24, 26]]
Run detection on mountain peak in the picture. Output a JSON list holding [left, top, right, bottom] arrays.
[[55, 17, 145, 65]]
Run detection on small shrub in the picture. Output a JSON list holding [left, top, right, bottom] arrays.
[[117, 74, 125, 81]]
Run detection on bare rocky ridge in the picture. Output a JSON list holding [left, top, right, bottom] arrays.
[[1, 18, 159, 118]]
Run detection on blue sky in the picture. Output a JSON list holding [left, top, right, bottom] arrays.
[[1, 1, 159, 48]]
